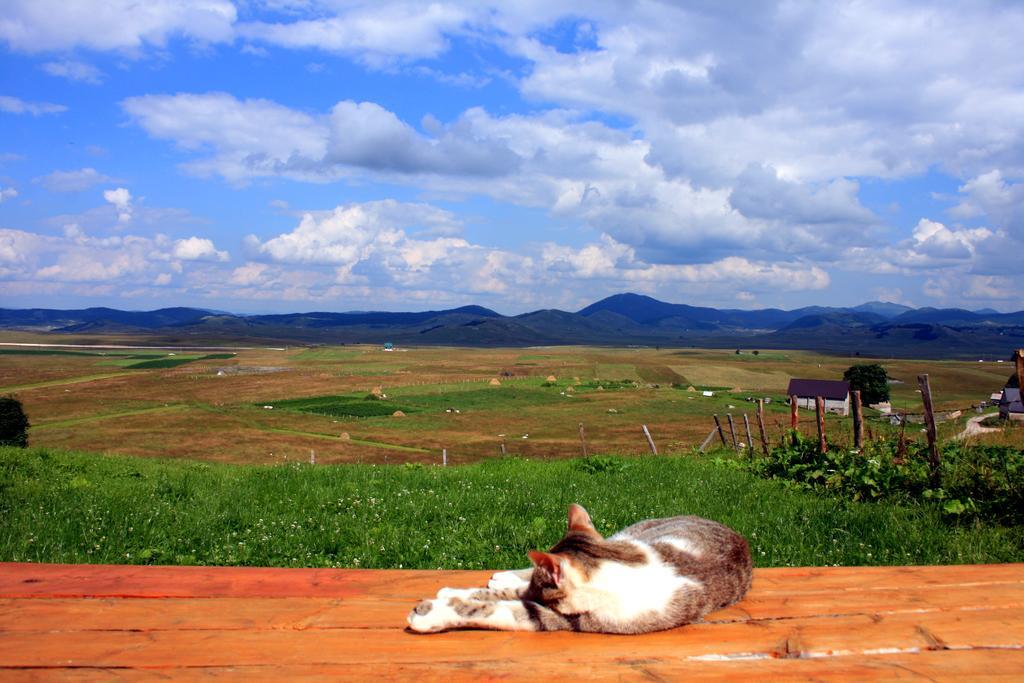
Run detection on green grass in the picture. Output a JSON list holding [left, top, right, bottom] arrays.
[[273, 383, 567, 419], [1, 446, 1019, 570]]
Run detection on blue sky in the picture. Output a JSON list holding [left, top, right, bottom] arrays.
[[1, 1, 1023, 314]]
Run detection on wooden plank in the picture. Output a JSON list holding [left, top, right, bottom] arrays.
[[756, 399, 770, 455], [2, 582, 1022, 633], [815, 396, 827, 452], [5, 650, 1024, 682], [3, 563, 1021, 600], [0, 563, 491, 599], [1, 609, 1022, 668]]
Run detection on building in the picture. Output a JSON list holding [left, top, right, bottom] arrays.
[[999, 388, 1023, 421], [786, 378, 851, 415]]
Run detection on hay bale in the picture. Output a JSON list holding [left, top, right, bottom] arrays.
[[546, 375, 557, 382], [596, 385, 605, 391], [392, 410, 406, 417], [339, 432, 350, 441], [565, 386, 575, 393], [687, 385, 697, 392], [371, 385, 384, 397], [489, 378, 501, 386]]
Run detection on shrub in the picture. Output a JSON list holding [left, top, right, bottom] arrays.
[[0, 396, 29, 447], [740, 434, 1024, 526], [844, 363, 890, 404]]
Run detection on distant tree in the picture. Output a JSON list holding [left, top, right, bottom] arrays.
[[752, 350, 760, 356], [0, 396, 29, 447], [843, 364, 890, 405], [735, 349, 741, 355]]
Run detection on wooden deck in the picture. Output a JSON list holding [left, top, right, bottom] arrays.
[[1, 562, 1022, 680]]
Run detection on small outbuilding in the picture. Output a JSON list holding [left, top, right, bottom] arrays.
[[1000, 388, 1023, 421], [787, 378, 851, 415]]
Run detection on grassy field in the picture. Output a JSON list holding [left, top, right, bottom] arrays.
[[2, 337, 1019, 464], [2, 446, 1020, 570]]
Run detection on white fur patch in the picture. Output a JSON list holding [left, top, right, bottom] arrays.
[[487, 569, 531, 591], [662, 537, 703, 558], [562, 542, 701, 624]]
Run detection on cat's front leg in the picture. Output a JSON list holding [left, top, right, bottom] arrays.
[[407, 597, 571, 633], [487, 568, 533, 591], [436, 585, 525, 601]]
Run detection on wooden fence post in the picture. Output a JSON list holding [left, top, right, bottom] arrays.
[[578, 422, 588, 458], [815, 396, 827, 453], [642, 425, 658, 455], [852, 390, 864, 450], [756, 399, 770, 455], [917, 374, 940, 484], [309, 449, 316, 465], [1016, 348, 1024, 390], [742, 414, 753, 456], [726, 414, 739, 450], [499, 441, 506, 456], [698, 427, 719, 452], [442, 448, 447, 466], [713, 414, 727, 447], [790, 395, 799, 445]]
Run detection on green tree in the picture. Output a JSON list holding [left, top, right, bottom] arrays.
[[843, 364, 890, 405], [0, 396, 29, 447]]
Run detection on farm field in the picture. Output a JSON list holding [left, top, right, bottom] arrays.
[[2, 335, 1020, 465]]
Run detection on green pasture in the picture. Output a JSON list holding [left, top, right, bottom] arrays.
[[2, 446, 1020, 570]]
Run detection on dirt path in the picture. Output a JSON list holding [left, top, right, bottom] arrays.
[[953, 413, 1001, 441]]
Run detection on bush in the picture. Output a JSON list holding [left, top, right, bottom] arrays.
[[740, 434, 1024, 526], [0, 396, 29, 447], [844, 363, 890, 404]]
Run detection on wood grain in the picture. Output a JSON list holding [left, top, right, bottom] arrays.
[[0, 562, 1021, 680]]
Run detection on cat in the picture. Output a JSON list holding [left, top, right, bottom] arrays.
[[407, 503, 752, 634]]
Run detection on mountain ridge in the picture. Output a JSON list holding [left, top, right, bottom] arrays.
[[1, 293, 1022, 358]]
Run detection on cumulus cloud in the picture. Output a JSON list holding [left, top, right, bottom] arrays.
[[0, 186, 16, 203], [172, 236, 229, 262], [0, 224, 227, 287], [0, 0, 236, 52], [38, 168, 116, 192], [103, 187, 133, 223], [0, 95, 66, 116], [40, 60, 103, 84], [122, 93, 520, 183], [237, 3, 475, 68]]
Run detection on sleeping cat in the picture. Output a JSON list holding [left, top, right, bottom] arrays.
[[407, 504, 752, 634]]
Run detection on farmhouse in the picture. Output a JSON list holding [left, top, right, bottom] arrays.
[[1000, 388, 1023, 421], [787, 378, 851, 415]]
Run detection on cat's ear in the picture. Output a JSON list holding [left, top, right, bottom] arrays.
[[528, 550, 563, 585], [567, 504, 600, 536]]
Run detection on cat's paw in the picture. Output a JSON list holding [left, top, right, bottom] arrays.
[[408, 598, 455, 633], [488, 570, 529, 591]]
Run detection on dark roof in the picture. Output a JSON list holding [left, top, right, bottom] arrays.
[[787, 379, 851, 400], [1001, 387, 1023, 413]]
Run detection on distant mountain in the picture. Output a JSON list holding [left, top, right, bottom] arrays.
[[2, 295, 1022, 358], [850, 301, 914, 318], [0, 306, 213, 331]]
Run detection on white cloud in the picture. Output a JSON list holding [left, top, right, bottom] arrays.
[[0, 0, 236, 52], [237, 3, 474, 68], [172, 236, 229, 262], [103, 187, 133, 223], [0, 224, 228, 287], [0, 95, 66, 116], [40, 60, 103, 84], [0, 186, 16, 203], [38, 168, 116, 192]]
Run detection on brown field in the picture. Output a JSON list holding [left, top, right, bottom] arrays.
[[3, 335, 1020, 465]]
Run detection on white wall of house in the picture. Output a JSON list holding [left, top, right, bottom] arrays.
[[795, 396, 850, 415]]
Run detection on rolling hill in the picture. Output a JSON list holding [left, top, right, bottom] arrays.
[[1, 294, 1022, 358]]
